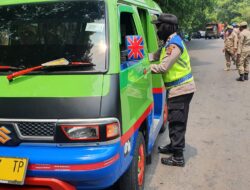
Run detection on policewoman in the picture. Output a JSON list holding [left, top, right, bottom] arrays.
[[150, 13, 196, 167]]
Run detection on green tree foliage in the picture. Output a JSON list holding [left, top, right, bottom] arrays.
[[154, 0, 217, 32], [154, 0, 249, 32], [216, 0, 250, 24]]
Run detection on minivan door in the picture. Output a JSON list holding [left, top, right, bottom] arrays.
[[118, 5, 153, 136]]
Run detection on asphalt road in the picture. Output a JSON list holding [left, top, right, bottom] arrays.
[[144, 39, 250, 190]]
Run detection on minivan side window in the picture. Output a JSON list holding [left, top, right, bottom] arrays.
[[120, 12, 138, 51], [138, 9, 148, 47]]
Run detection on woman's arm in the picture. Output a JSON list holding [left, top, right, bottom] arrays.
[[150, 44, 181, 73]]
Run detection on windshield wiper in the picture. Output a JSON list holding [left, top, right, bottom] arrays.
[[0, 66, 23, 71], [41, 61, 95, 71], [7, 59, 95, 82]]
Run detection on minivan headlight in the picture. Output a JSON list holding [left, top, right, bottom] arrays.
[[61, 125, 100, 140], [57, 121, 120, 143]]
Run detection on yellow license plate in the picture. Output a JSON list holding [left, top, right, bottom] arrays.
[[0, 157, 28, 185]]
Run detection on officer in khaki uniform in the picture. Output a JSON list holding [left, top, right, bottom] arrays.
[[237, 21, 250, 81], [223, 25, 238, 71], [233, 23, 241, 67]]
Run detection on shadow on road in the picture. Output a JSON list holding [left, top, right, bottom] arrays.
[[185, 144, 198, 163]]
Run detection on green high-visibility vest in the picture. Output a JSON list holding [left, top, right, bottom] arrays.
[[160, 40, 194, 89]]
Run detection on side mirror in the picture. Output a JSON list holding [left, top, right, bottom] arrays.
[[124, 35, 145, 61]]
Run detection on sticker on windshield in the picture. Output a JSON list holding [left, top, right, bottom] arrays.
[[85, 23, 104, 33]]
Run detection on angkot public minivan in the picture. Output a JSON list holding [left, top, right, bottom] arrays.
[[0, 0, 167, 189]]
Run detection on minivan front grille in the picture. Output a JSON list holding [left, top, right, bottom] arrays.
[[15, 122, 55, 140]]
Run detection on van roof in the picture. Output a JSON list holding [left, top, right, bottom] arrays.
[[0, 0, 161, 12], [0, 0, 51, 6], [120, 0, 161, 11]]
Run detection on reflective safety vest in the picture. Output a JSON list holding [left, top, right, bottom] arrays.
[[160, 40, 194, 89]]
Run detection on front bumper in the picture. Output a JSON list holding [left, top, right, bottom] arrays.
[[0, 177, 76, 190], [0, 142, 122, 190]]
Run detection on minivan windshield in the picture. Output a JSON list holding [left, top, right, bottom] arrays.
[[0, 0, 106, 72]]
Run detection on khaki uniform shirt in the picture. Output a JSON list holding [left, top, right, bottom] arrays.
[[234, 28, 240, 50], [238, 29, 250, 54], [224, 31, 238, 52], [234, 28, 240, 36]]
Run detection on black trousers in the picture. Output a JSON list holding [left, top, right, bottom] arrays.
[[167, 93, 194, 156]]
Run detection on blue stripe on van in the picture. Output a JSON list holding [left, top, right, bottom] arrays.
[[120, 60, 140, 70]]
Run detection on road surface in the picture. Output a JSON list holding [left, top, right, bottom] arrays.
[[144, 39, 250, 190]]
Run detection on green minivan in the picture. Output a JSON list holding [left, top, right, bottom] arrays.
[[0, 0, 167, 189]]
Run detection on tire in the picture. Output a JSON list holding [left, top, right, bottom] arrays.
[[119, 132, 146, 190], [160, 103, 168, 133]]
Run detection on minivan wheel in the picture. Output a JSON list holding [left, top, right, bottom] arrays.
[[119, 132, 146, 190], [160, 103, 168, 133]]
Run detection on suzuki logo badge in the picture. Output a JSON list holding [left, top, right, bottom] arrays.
[[0, 126, 11, 144]]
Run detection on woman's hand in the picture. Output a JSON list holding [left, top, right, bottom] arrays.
[[150, 64, 159, 73]]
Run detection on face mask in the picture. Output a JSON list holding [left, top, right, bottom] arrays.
[[157, 30, 166, 41], [157, 24, 173, 41]]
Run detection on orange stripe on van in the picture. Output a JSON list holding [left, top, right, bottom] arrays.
[[121, 103, 153, 145], [152, 86, 165, 94]]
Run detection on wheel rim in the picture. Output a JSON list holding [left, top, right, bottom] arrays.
[[138, 144, 145, 187]]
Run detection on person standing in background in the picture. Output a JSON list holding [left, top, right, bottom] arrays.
[[223, 25, 238, 71], [232, 23, 240, 68], [236, 21, 250, 81]]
